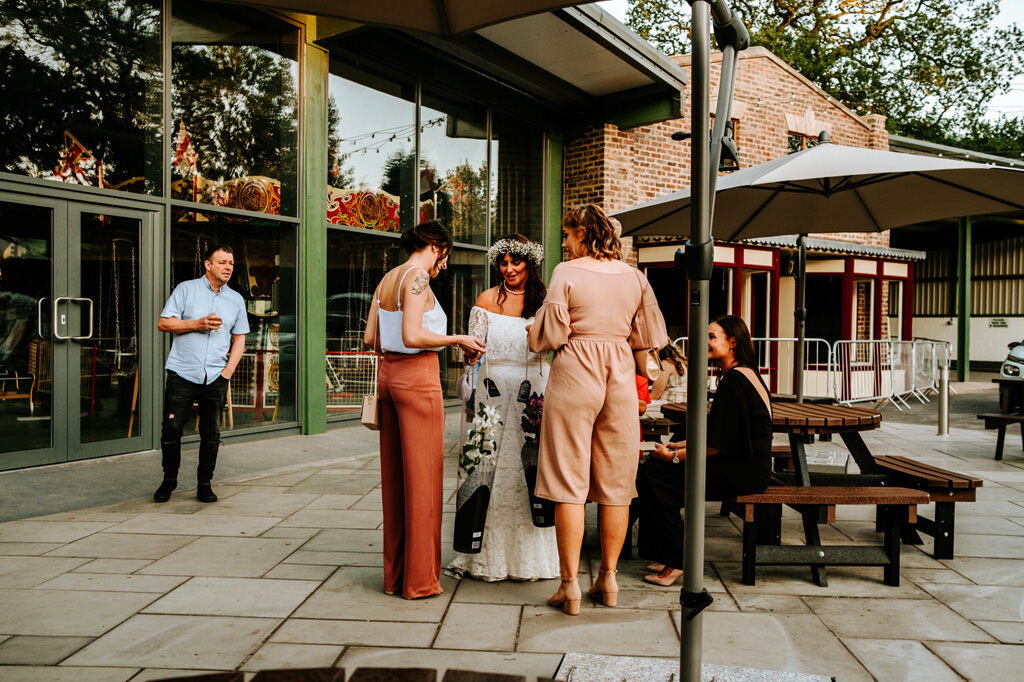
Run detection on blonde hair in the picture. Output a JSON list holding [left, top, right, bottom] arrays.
[[563, 204, 622, 260]]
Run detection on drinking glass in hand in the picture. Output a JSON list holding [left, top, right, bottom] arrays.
[[208, 311, 222, 334]]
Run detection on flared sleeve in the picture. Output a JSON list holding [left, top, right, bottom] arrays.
[[528, 263, 572, 353], [628, 268, 670, 351]]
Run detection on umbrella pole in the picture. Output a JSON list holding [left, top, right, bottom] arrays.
[[680, 3, 712, 681], [795, 234, 807, 401]]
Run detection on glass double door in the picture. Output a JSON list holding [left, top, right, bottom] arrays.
[[0, 193, 155, 469]]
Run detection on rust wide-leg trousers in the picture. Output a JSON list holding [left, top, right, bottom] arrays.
[[377, 351, 444, 598]]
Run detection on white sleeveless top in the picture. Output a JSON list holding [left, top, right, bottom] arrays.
[[378, 267, 448, 354]]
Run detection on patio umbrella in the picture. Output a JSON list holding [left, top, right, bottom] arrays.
[[223, 0, 591, 38], [614, 134, 1024, 398]]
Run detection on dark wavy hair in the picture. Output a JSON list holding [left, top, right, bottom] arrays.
[[659, 343, 686, 375], [400, 221, 453, 269], [493, 233, 547, 319], [712, 315, 758, 369], [562, 204, 622, 260]]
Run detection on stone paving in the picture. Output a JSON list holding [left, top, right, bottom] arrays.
[[1, 383, 1023, 681]]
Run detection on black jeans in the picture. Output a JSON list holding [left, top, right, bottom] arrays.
[[161, 370, 228, 483]]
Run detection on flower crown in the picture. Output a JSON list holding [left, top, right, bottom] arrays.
[[486, 238, 545, 267]]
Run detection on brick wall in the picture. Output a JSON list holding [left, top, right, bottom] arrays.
[[562, 47, 891, 248]]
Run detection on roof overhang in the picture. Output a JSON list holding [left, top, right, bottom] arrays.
[[314, 3, 685, 129], [743, 235, 926, 261]]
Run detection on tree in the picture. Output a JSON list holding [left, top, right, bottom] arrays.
[[626, 0, 1024, 145], [327, 96, 355, 190]]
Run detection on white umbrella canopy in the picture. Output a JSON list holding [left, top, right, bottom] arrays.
[[226, 0, 587, 37], [615, 139, 1024, 240]]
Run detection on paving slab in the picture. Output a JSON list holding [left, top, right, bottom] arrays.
[[263, 563, 338, 581], [278, 508, 382, 529], [193, 492, 318, 517], [0, 555, 90, 588], [337, 647, 561, 682], [803, 596, 992, 641], [271, 618, 437, 647], [45, 532, 198, 560], [138, 537, 299, 578], [973, 620, 1024, 644], [62, 614, 279, 669], [73, 558, 154, 574], [286, 473, 379, 495], [927, 641, 1024, 682], [0, 588, 156, 636], [0, 542, 64, 555], [283, 550, 381, 567], [0, 665, 138, 681], [942, 557, 1024, 586], [144, 576, 320, 617], [434, 603, 520, 651], [110, 513, 282, 537], [0, 520, 116, 543], [0, 635, 94, 665], [260, 526, 322, 540], [298, 528, 384, 553], [697, 612, 873, 682], [128, 668, 235, 681], [917, 583, 1024, 621], [240, 642, 343, 672], [730, 594, 812, 614], [517, 606, 677, 657], [840, 638, 963, 682], [715, 562, 931, 598], [554, 653, 833, 682], [305, 494, 363, 510], [292, 566, 455, 622], [37, 572, 186, 593]]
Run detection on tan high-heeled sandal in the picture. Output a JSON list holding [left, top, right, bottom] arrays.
[[548, 577, 581, 615], [588, 567, 618, 607], [643, 566, 683, 587]]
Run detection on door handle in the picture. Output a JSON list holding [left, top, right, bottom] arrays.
[[53, 296, 70, 341], [37, 297, 48, 338], [69, 297, 94, 341]]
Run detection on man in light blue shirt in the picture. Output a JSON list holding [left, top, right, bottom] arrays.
[[154, 244, 249, 503]]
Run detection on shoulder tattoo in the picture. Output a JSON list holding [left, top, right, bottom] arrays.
[[411, 270, 429, 295]]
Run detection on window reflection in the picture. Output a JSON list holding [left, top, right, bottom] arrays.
[[170, 1, 299, 216], [433, 248, 486, 397], [492, 113, 544, 243], [170, 208, 297, 429], [327, 64, 416, 232], [0, 0, 162, 194], [420, 91, 488, 245]]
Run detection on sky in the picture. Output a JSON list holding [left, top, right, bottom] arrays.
[[597, 0, 1024, 122]]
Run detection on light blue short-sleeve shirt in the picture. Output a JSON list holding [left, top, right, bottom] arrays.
[[161, 276, 250, 385]]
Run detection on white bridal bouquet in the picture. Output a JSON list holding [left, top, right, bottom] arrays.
[[460, 402, 502, 479]]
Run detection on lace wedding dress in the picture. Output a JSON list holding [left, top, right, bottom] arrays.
[[447, 306, 559, 581]]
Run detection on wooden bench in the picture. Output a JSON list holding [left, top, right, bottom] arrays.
[[733, 486, 929, 587], [977, 412, 1024, 460], [871, 456, 983, 559]]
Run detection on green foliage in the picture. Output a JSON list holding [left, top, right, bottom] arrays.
[[626, 0, 1024, 149]]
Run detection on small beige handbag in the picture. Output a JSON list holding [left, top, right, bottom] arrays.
[[634, 348, 662, 382], [360, 393, 380, 430]]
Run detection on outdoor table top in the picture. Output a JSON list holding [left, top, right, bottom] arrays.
[[662, 401, 881, 435]]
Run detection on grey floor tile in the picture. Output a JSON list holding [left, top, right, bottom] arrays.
[[451, 575, 565, 606], [804, 596, 992, 641], [283, 550, 381, 567], [278, 509, 382, 529], [36, 573, 186, 593], [292, 566, 455, 622], [73, 559, 153, 574], [0, 635, 93, 665], [731, 594, 812, 614], [942, 557, 1024, 585], [434, 603, 519, 651], [62, 614, 278, 669], [144, 577, 319, 617], [0, 521, 115, 544], [263, 563, 337, 581], [0, 665, 138, 681], [287, 474, 379, 495], [139, 537, 299, 578], [918, 583, 1024, 621], [298, 528, 383, 553], [841, 638, 963, 682], [0, 556, 91, 588], [261, 526, 322, 540], [305, 494, 362, 510], [108, 513, 281, 537], [927, 641, 1024, 682], [904, 568, 973, 585], [241, 642, 343, 672], [193, 492, 318, 517], [337, 646, 560, 682], [699, 612, 873, 682], [974, 620, 1024, 644], [0, 543, 64, 556], [0, 588, 156, 636], [46, 533, 197, 560], [518, 606, 677, 657], [271, 618, 436, 647]]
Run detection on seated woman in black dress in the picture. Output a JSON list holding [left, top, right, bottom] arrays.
[[636, 314, 772, 586]]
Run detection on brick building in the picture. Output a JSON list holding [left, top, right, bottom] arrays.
[[562, 47, 924, 371]]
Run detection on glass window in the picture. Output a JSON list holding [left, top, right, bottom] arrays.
[[491, 113, 544, 243], [0, 0, 162, 194], [171, 1, 299, 216], [325, 229, 402, 416], [420, 90, 488, 246], [170, 208, 297, 429], [327, 64, 417, 232]]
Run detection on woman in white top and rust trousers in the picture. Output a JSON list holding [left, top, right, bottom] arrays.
[[364, 221, 486, 599]]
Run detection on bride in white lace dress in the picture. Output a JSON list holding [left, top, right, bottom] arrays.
[[447, 235, 559, 582]]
